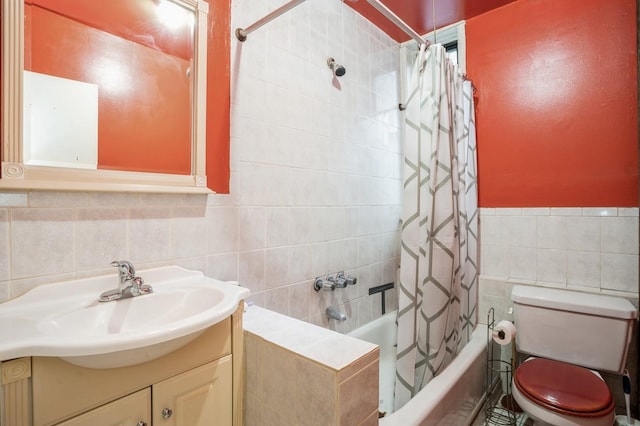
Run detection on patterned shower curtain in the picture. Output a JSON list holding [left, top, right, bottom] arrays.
[[394, 43, 479, 410]]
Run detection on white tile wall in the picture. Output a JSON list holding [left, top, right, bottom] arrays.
[[229, 0, 402, 328], [0, 0, 402, 334], [480, 207, 639, 296]]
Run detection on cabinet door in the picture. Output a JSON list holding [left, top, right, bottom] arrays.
[[56, 388, 151, 426], [153, 355, 232, 426]]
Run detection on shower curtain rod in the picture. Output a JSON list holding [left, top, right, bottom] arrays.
[[235, 0, 306, 42], [236, 0, 427, 46], [366, 0, 429, 47]]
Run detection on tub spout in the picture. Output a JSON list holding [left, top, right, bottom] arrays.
[[326, 306, 346, 322]]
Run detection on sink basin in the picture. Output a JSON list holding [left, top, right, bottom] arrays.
[[0, 266, 249, 369]]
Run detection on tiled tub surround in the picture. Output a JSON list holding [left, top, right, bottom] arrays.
[[243, 305, 379, 425], [230, 0, 403, 331]]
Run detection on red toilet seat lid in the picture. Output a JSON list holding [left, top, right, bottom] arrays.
[[514, 358, 615, 418]]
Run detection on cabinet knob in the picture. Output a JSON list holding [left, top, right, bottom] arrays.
[[162, 407, 173, 419], [136, 422, 147, 426]]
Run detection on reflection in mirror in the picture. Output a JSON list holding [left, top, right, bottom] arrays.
[[24, 0, 194, 174], [1, 0, 209, 193]]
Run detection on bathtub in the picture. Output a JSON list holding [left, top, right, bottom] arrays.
[[349, 312, 488, 426]]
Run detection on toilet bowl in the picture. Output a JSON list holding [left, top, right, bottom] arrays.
[[512, 358, 615, 426], [511, 285, 637, 426]]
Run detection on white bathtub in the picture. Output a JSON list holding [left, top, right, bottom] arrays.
[[349, 312, 488, 426]]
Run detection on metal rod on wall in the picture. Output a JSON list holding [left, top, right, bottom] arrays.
[[235, 0, 306, 42], [366, 0, 429, 47]]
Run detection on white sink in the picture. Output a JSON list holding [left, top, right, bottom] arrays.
[[0, 266, 249, 369]]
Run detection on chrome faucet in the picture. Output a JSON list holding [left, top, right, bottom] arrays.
[[113, 260, 136, 292], [99, 260, 153, 302], [326, 306, 346, 322]]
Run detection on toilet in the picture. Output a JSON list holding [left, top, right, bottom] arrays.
[[511, 285, 637, 426]]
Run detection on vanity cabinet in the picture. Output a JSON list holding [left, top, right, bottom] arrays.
[[0, 303, 244, 426], [57, 356, 232, 426]]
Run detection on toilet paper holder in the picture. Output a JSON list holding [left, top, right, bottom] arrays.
[[484, 308, 518, 426]]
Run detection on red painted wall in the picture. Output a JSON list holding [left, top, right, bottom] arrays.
[[344, 0, 516, 43], [0, 6, 2, 175], [467, 0, 638, 207], [205, 0, 231, 193]]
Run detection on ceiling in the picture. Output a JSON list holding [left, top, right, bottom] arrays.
[[344, 0, 517, 42]]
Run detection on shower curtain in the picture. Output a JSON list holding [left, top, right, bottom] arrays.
[[394, 43, 478, 410]]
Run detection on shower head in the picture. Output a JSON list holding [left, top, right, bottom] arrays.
[[327, 57, 346, 77]]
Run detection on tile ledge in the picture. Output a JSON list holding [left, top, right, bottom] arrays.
[[243, 305, 377, 371]]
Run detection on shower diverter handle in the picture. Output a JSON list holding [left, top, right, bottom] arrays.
[[337, 271, 357, 286]]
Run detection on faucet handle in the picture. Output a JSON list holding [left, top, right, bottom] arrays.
[[130, 276, 153, 296], [111, 260, 136, 277], [337, 271, 357, 286], [314, 277, 336, 292]]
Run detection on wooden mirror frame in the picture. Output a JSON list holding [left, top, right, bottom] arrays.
[[1, 0, 211, 194]]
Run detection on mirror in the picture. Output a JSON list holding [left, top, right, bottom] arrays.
[[1, 0, 210, 193]]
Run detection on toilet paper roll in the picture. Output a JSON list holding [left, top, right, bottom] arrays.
[[492, 320, 516, 345]]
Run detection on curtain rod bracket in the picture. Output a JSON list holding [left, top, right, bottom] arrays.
[[366, 0, 428, 47], [235, 28, 247, 42], [235, 0, 306, 42]]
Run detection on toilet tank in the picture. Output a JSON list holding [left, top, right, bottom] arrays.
[[512, 285, 637, 374]]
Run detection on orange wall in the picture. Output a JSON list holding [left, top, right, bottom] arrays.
[[344, 0, 516, 43], [467, 0, 638, 207], [0, 7, 2, 173], [205, 0, 231, 193]]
